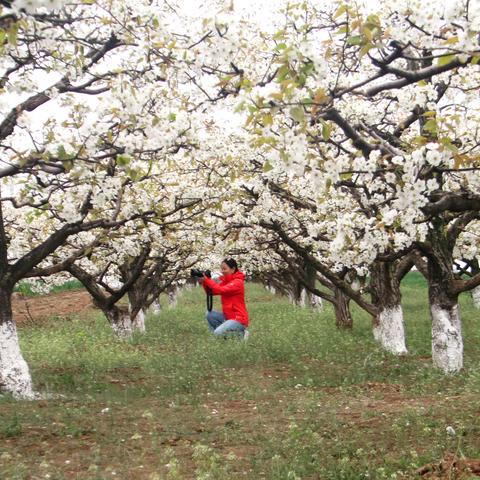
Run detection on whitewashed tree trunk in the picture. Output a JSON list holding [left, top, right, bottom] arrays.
[[128, 303, 146, 334], [425, 236, 464, 373], [105, 309, 134, 339], [168, 287, 179, 308], [470, 286, 480, 309], [431, 304, 463, 373], [132, 309, 146, 333], [150, 299, 161, 314], [298, 288, 307, 307], [373, 306, 408, 355], [0, 321, 35, 399], [370, 261, 407, 354], [266, 285, 276, 295], [0, 286, 35, 399], [310, 294, 323, 311]]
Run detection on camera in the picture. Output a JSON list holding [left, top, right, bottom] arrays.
[[190, 268, 211, 278]]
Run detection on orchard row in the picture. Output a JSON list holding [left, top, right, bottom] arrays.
[[1, 0, 479, 398]]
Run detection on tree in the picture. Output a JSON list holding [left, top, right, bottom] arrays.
[[0, 0, 218, 397], [204, 0, 480, 371]]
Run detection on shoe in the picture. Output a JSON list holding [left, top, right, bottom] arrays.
[[243, 329, 250, 341]]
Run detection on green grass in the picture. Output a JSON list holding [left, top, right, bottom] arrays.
[[14, 280, 83, 296], [0, 273, 479, 479]]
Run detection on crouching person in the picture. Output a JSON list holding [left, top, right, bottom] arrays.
[[202, 258, 250, 340]]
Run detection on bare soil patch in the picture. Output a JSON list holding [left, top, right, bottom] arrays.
[[417, 453, 480, 478], [12, 290, 95, 325]]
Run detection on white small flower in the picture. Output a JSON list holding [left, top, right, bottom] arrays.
[[446, 426, 456, 436], [101, 407, 110, 414]]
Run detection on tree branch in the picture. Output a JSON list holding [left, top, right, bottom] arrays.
[[364, 56, 473, 97]]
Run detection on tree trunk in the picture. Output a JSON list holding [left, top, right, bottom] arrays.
[[104, 306, 135, 339], [127, 286, 146, 334], [310, 293, 323, 311], [471, 285, 480, 309], [428, 263, 463, 372], [150, 299, 162, 314], [370, 261, 408, 355], [467, 258, 480, 309], [132, 308, 146, 333], [425, 224, 463, 373], [298, 287, 307, 307], [167, 286, 179, 308], [333, 287, 353, 329], [373, 305, 408, 354], [0, 287, 35, 399], [430, 302, 463, 373], [303, 262, 322, 310], [267, 284, 276, 295]]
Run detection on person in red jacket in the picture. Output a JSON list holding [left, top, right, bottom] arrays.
[[202, 258, 250, 339]]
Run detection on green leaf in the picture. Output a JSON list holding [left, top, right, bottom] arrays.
[[7, 24, 18, 46], [333, 4, 348, 19], [443, 35, 459, 45], [57, 145, 68, 160], [437, 54, 455, 67], [126, 168, 141, 181], [241, 77, 252, 89], [321, 120, 331, 141], [117, 154, 131, 167], [423, 119, 438, 134], [62, 160, 73, 172], [263, 113, 273, 127], [276, 65, 290, 83], [301, 61, 315, 76], [359, 44, 374, 58], [290, 106, 305, 123], [263, 162, 273, 172], [412, 135, 428, 145], [346, 35, 364, 46], [439, 137, 459, 153], [366, 14, 381, 26]]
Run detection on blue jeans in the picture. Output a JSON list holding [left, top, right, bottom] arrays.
[[206, 310, 245, 338]]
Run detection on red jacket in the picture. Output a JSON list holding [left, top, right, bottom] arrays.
[[203, 271, 249, 326]]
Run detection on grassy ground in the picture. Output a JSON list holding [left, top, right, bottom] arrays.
[[0, 273, 479, 479], [14, 280, 84, 297]]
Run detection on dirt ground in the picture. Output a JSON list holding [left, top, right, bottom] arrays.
[[417, 453, 480, 479], [12, 290, 95, 325], [4, 291, 480, 479]]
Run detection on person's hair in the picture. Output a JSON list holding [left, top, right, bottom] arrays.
[[222, 258, 238, 272]]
